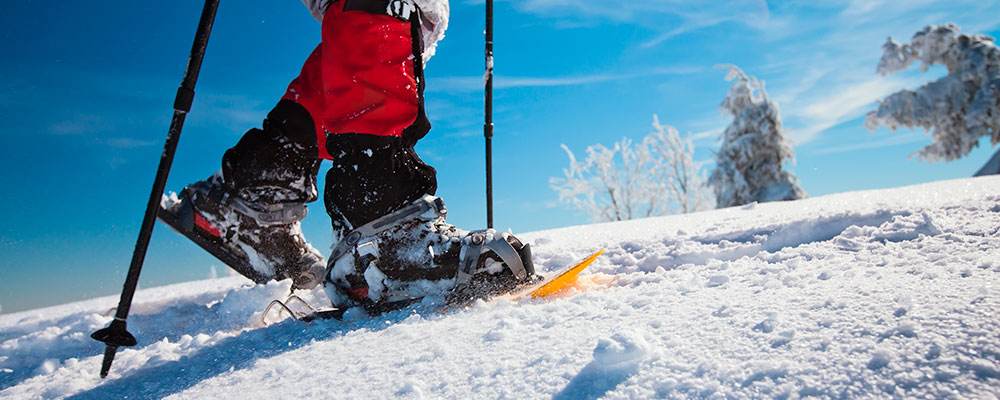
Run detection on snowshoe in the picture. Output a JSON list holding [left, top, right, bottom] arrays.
[[262, 249, 605, 324], [323, 194, 539, 309], [158, 175, 326, 289]]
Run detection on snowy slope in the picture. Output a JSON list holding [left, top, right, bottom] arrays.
[[2, 177, 999, 399]]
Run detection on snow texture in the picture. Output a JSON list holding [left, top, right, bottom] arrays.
[[866, 24, 1000, 162], [2, 176, 999, 399], [709, 66, 807, 208]]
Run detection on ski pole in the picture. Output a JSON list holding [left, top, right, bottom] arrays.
[[91, 0, 220, 379], [484, 0, 494, 229]]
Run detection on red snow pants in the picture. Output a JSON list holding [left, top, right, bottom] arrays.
[[281, 1, 423, 160]]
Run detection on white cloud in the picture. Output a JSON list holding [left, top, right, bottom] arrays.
[[433, 67, 702, 93], [840, 0, 946, 21], [188, 93, 270, 134], [682, 113, 731, 144], [770, 66, 834, 106], [782, 75, 913, 144], [510, 0, 770, 26], [492, 0, 771, 47], [49, 114, 112, 136], [811, 132, 928, 155], [640, 4, 770, 48], [797, 78, 896, 121], [690, 127, 723, 143], [104, 138, 159, 148]]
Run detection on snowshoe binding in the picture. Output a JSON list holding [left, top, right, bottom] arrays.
[[323, 194, 540, 312], [158, 174, 326, 289]]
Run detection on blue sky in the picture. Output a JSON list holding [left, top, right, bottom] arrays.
[[1, 0, 997, 313]]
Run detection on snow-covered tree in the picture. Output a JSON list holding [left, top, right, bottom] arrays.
[[551, 138, 656, 222], [550, 115, 712, 223], [865, 24, 1000, 163], [646, 115, 713, 213], [708, 66, 805, 208]]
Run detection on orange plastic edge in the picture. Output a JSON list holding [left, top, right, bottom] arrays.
[[528, 249, 605, 299]]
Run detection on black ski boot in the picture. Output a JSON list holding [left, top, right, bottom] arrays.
[[323, 195, 539, 310], [159, 173, 326, 289]]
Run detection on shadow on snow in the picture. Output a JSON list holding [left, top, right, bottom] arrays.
[[66, 309, 414, 400]]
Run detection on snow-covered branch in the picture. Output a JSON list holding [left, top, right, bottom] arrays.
[[550, 116, 713, 223], [865, 24, 1000, 162], [645, 115, 713, 214]]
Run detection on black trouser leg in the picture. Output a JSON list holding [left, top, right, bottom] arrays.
[[323, 133, 438, 238], [220, 99, 437, 244], [221, 100, 323, 207]]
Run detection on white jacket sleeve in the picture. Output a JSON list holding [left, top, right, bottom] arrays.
[[301, 0, 332, 22], [413, 0, 449, 63]]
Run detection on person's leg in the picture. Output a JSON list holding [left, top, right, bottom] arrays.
[[323, 135, 437, 241], [222, 100, 323, 206], [168, 99, 327, 289], [297, 1, 435, 238], [311, 2, 535, 309]]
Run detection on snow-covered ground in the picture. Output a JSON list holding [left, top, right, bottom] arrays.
[[2, 177, 999, 399]]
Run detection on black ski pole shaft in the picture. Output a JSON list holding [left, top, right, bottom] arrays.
[[484, 0, 494, 229], [91, 0, 220, 379]]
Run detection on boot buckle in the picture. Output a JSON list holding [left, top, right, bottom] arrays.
[[356, 237, 380, 259]]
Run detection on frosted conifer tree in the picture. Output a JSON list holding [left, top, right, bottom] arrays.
[[865, 24, 999, 164], [709, 66, 805, 208], [550, 116, 712, 222]]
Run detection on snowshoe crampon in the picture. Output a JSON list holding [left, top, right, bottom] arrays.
[[260, 295, 346, 325], [259, 294, 422, 325]]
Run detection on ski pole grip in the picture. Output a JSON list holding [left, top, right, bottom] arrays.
[[174, 86, 196, 113]]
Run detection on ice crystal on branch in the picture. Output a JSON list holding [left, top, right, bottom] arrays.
[[865, 24, 1000, 162], [708, 66, 805, 208]]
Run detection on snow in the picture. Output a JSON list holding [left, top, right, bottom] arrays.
[[2, 176, 1000, 399]]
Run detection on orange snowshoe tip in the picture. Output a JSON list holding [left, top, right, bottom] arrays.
[[528, 250, 605, 299]]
